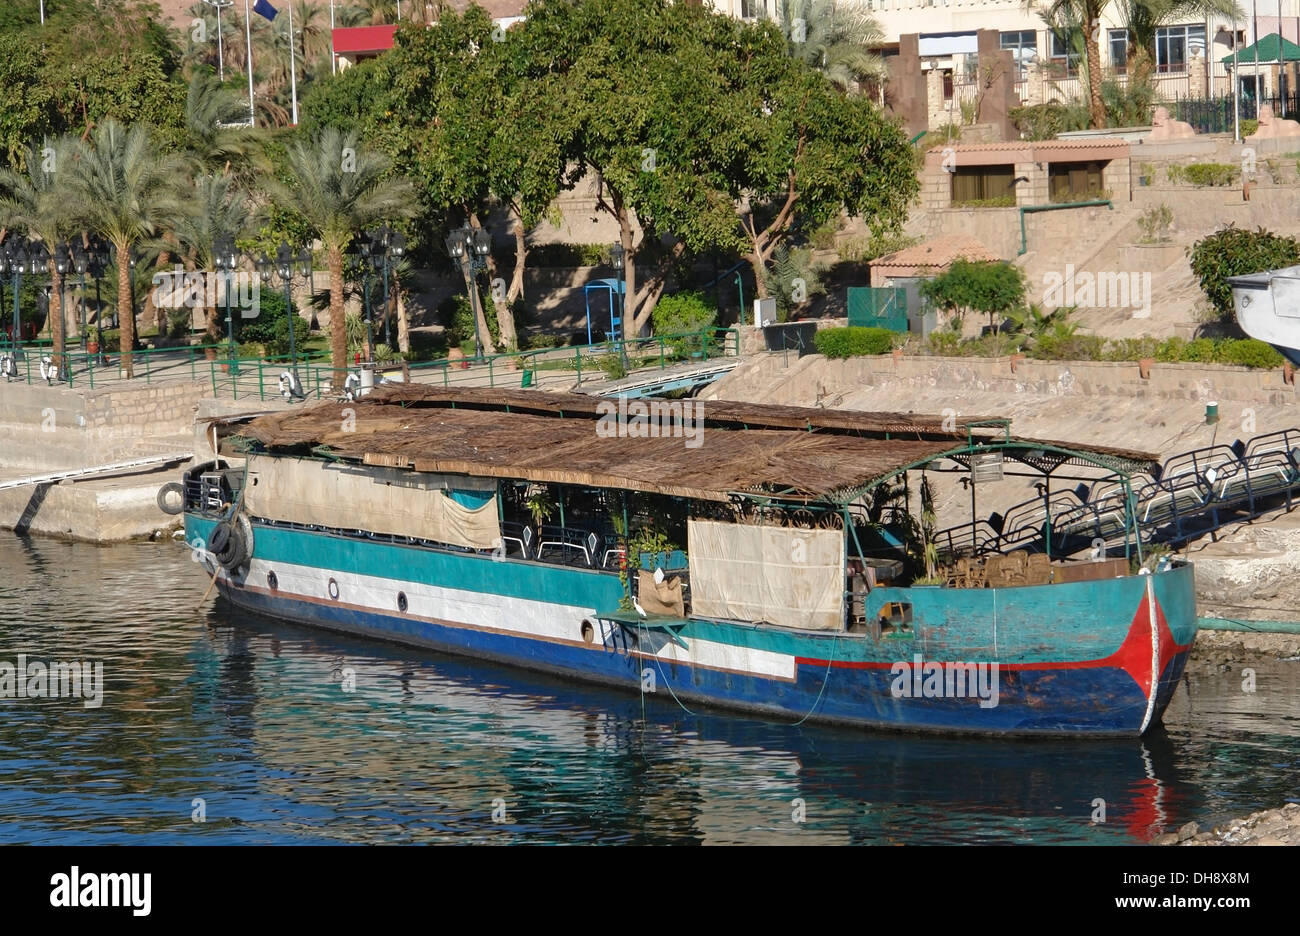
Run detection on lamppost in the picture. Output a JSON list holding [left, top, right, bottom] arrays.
[[256, 241, 307, 386], [71, 241, 88, 352], [354, 233, 377, 363], [84, 239, 108, 363], [214, 235, 241, 375], [367, 224, 406, 350], [2, 241, 29, 356], [444, 225, 492, 358], [610, 241, 628, 371], [53, 242, 71, 370], [201, 0, 233, 81]]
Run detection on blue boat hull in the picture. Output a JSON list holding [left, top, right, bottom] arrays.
[[187, 516, 1197, 737]]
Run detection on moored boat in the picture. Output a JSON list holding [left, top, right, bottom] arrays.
[[181, 385, 1196, 737]]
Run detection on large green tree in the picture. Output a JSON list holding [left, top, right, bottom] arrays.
[[264, 126, 414, 384], [0, 137, 85, 359], [69, 121, 185, 378], [170, 174, 255, 354]]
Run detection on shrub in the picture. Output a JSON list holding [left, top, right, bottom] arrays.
[[597, 350, 627, 380], [1219, 338, 1284, 368], [927, 330, 962, 356], [814, 326, 896, 358], [1188, 227, 1300, 323], [1137, 204, 1173, 243], [1178, 337, 1220, 363], [1241, 119, 1259, 137], [652, 291, 717, 355], [1153, 337, 1184, 362], [838, 231, 921, 264], [234, 289, 307, 359], [1169, 163, 1239, 186], [952, 195, 1016, 208]]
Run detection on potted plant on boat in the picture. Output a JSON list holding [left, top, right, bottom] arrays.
[[525, 489, 556, 527]]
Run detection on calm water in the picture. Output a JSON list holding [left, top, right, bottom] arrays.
[[1, 536, 1297, 845]]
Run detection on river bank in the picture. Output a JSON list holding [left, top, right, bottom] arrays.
[[1152, 803, 1300, 846]]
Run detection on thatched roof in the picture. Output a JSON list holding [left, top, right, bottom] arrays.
[[227, 386, 1157, 503]]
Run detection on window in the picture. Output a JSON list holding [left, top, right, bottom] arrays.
[[943, 70, 954, 101], [1109, 29, 1129, 74], [1000, 30, 1036, 78], [1050, 29, 1081, 76], [738, 0, 764, 19], [950, 166, 1016, 206], [1048, 161, 1107, 203], [1156, 24, 1206, 74]]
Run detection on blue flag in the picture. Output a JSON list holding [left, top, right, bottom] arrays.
[[252, 0, 278, 21]]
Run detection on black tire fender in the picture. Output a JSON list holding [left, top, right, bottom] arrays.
[[157, 481, 185, 515]]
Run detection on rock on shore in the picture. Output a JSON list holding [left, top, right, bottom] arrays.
[[1152, 803, 1300, 845]]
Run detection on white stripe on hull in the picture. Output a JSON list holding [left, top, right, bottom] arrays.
[[236, 557, 799, 681]]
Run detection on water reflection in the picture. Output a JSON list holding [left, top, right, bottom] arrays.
[[1, 536, 1297, 844]]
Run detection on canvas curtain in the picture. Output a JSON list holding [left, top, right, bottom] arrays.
[[687, 519, 845, 631], [244, 455, 500, 549]]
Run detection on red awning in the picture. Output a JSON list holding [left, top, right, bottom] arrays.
[[332, 25, 398, 55]]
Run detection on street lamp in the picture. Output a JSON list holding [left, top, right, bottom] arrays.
[[84, 239, 108, 363], [213, 235, 241, 375], [444, 225, 491, 358], [355, 233, 376, 363], [53, 242, 71, 368], [365, 224, 406, 350], [610, 242, 628, 371], [72, 241, 88, 352], [256, 241, 304, 391]]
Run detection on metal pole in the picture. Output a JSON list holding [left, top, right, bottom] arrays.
[[1253, 0, 1261, 120], [382, 256, 392, 348], [330, 0, 337, 75], [288, 0, 299, 125], [225, 267, 239, 375], [40, 2, 45, 25], [12, 271, 20, 356], [465, 256, 483, 358], [212, 1, 227, 81], [244, 0, 256, 126], [1234, 13, 1242, 141], [94, 276, 102, 362], [284, 276, 298, 379], [362, 269, 374, 362]]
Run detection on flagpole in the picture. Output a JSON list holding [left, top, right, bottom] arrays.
[[330, 0, 337, 74], [245, 0, 256, 127], [289, 1, 299, 125]]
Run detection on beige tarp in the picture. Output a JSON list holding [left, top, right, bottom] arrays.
[[687, 519, 845, 631], [636, 569, 685, 617], [244, 455, 500, 549]]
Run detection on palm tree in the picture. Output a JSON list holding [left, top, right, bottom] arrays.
[[0, 137, 83, 360], [171, 175, 254, 355], [772, 0, 887, 92], [264, 127, 414, 385], [1117, 0, 1241, 80], [1033, 0, 1110, 127], [181, 71, 266, 179], [69, 122, 185, 378]]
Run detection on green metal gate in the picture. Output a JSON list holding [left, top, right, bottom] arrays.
[[847, 286, 908, 332]]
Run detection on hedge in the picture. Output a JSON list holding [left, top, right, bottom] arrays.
[[814, 326, 896, 358]]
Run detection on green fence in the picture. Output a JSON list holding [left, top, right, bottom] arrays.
[[846, 286, 908, 332], [1, 328, 740, 402]]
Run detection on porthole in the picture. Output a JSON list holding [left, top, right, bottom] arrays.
[[397, 591, 408, 612], [267, 571, 279, 591], [327, 577, 339, 600], [581, 620, 594, 644]]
